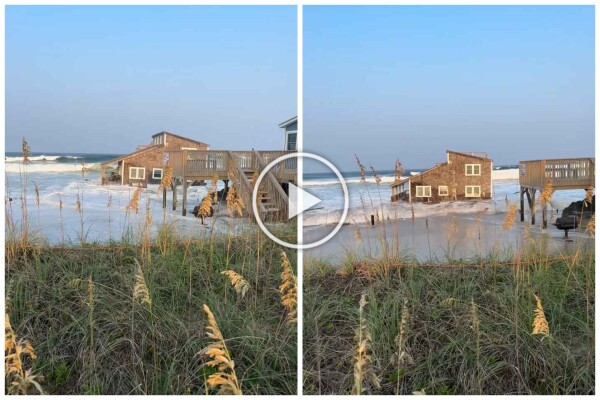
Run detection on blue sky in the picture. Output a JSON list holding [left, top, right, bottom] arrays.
[[6, 6, 297, 154], [304, 6, 594, 172]]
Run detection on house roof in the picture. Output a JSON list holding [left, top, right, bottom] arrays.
[[278, 116, 297, 129], [447, 150, 491, 161], [391, 162, 448, 187], [100, 145, 162, 166], [151, 131, 210, 147], [390, 150, 491, 188]]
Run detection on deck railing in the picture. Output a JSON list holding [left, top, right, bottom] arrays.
[[254, 151, 289, 220], [164, 149, 296, 221], [519, 157, 595, 190]]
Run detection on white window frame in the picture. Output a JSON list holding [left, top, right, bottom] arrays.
[[438, 185, 449, 196], [152, 168, 163, 180], [415, 185, 432, 198], [465, 185, 481, 197], [129, 167, 145, 180], [465, 164, 481, 176]]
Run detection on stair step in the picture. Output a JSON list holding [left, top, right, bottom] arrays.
[[263, 208, 280, 212]]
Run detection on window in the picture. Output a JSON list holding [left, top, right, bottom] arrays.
[[129, 167, 145, 180], [465, 186, 481, 197], [152, 168, 163, 180], [416, 186, 432, 197], [465, 164, 481, 176], [438, 185, 449, 196], [286, 132, 297, 151]]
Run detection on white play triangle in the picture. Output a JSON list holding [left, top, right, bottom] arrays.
[[288, 182, 321, 219]]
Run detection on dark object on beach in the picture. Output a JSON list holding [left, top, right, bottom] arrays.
[[192, 198, 214, 218], [190, 180, 206, 187], [216, 187, 229, 201], [370, 215, 375, 226], [554, 215, 579, 239], [561, 195, 595, 218], [108, 171, 121, 182]]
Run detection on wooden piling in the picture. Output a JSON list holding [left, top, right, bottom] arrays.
[[520, 187, 525, 222], [182, 179, 188, 216], [172, 181, 177, 211]]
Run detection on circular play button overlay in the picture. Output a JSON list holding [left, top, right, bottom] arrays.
[[252, 152, 349, 250]]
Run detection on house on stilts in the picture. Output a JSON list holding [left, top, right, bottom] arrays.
[[519, 157, 595, 228], [390, 150, 493, 203], [100, 118, 298, 221]]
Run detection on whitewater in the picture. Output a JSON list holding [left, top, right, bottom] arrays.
[[302, 168, 586, 226], [5, 153, 242, 244]]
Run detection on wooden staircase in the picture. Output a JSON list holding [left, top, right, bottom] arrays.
[[166, 149, 296, 221]]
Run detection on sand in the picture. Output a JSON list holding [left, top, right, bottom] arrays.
[[303, 210, 594, 263]]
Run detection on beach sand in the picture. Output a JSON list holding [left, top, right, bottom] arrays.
[[303, 209, 594, 263]]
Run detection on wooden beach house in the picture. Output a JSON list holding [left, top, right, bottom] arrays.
[[390, 150, 493, 203], [100, 120, 298, 221], [278, 116, 297, 151], [100, 131, 210, 186], [519, 157, 595, 228]]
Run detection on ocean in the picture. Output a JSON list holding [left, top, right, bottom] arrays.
[[302, 166, 586, 226], [5, 153, 587, 242], [5, 152, 229, 243]]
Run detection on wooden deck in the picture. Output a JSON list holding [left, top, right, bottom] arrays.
[[165, 150, 297, 221], [519, 157, 595, 227]]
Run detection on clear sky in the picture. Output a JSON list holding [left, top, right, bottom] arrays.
[[6, 6, 297, 154], [304, 6, 594, 172]]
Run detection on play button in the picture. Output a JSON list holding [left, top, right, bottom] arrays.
[[252, 152, 349, 250], [288, 183, 321, 219]]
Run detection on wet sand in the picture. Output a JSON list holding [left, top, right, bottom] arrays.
[[303, 210, 594, 263]]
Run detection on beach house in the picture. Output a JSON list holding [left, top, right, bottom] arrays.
[[100, 131, 210, 186], [278, 116, 297, 151], [390, 150, 493, 203]]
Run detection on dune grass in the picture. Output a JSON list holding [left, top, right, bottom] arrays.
[[6, 228, 297, 395], [303, 157, 594, 395], [303, 243, 594, 395]]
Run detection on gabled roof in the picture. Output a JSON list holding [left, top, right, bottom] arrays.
[[100, 145, 162, 166], [151, 131, 210, 147], [447, 150, 491, 161], [278, 116, 297, 129], [391, 162, 448, 187], [390, 150, 491, 188]]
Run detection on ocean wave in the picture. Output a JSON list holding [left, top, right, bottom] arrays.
[[5, 155, 82, 163], [5, 163, 101, 173], [303, 168, 519, 187], [303, 199, 499, 226]]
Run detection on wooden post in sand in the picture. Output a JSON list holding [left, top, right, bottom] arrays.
[[162, 187, 167, 209], [182, 179, 188, 216], [520, 187, 525, 222], [172, 181, 178, 211]]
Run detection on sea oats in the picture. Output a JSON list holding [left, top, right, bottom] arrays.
[[354, 226, 363, 244], [126, 186, 143, 213], [502, 202, 517, 230], [539, 180, 554, 205], [133, 260, 152, 307], [369, 165, 382, 184], [279, 251, 297, 325], [198, 304, 243, 395], [221, 270, 250, 298], [584, 186, 594, 208], [21, 138, 31, 164], [355, 154, 367, 184], [352, 293, 380, 395], [160, 166, 173, 193], [5, 313, 45, 395], [532, 294, 550, 337], [33, 183, 40, 206], [75, 194, 82, 214], [586, 214, 595, 237], [394, 159, 404, 182]]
